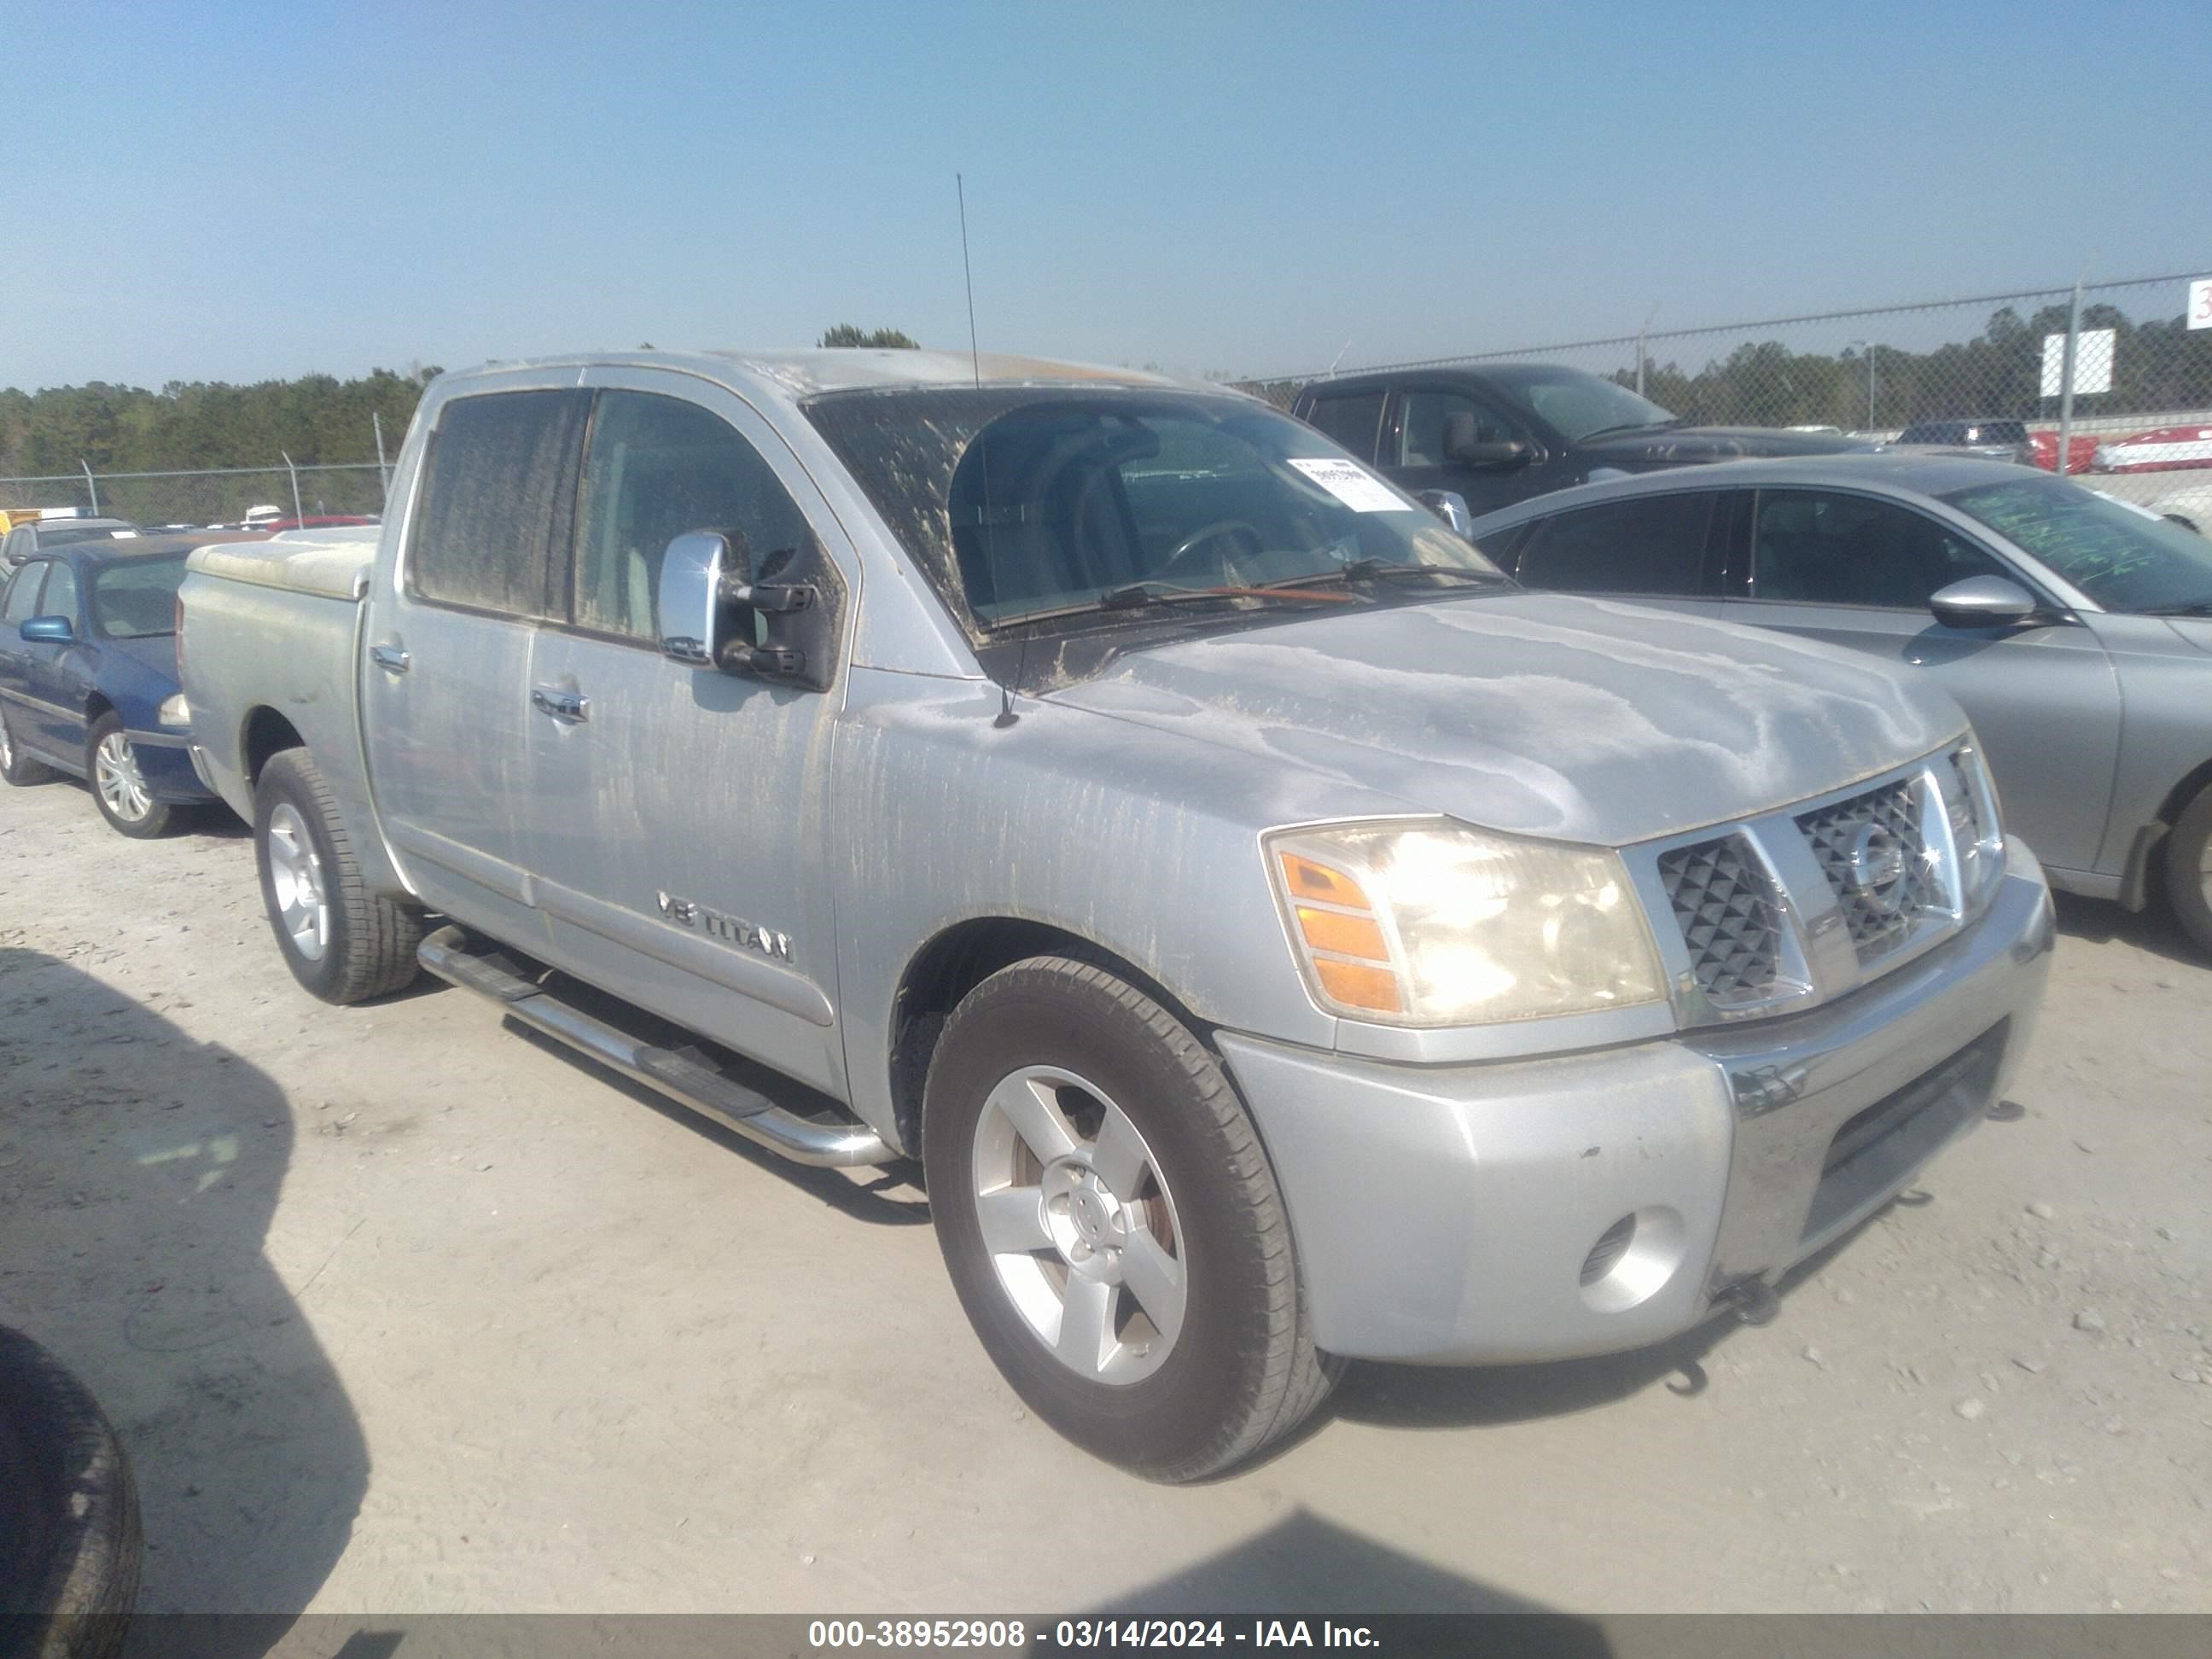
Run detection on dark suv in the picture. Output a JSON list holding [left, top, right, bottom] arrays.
[[1885, 419, 2033, 464], [1292, 364, 1868, 518]]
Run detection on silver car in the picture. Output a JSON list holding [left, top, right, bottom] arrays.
[[1466, 454, 2212, 953]]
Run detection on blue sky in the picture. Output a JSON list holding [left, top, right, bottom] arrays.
[[5, 0, 2208, 392]]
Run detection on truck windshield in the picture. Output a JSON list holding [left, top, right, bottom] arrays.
[[1479, 365, 1679, 443], [90, 554, 190, 638], [806, 388, 1500, 631], [1940, 477, 2212, 615]]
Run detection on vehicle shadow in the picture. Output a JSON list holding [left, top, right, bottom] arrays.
[[2050, 889, 2205, 970], [0, 948, 366, 1656]]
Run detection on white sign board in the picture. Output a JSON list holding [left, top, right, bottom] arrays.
[[2041, 328, 2115, 398], [1285, 456, 1409, 512], [2190, 276, 2212, 330]]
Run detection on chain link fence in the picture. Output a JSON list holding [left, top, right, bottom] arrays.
[[1234, 271, 2212, 477], [0, 459, 388, 527]]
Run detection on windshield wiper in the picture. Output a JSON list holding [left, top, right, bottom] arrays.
[[998, 580, 1359, 627], [1578, 418, 1684, 442], [1274, 559, 1510, 591]]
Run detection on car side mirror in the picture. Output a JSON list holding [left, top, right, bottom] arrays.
[[656, 529, 835, 690], [1928, 575, 2039, 631], [1412, 489, 1475, 538], [19, 614, 73, 643], [1442, 410, 1531, 470]]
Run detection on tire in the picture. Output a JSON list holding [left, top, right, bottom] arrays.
[[83, 714, 172, 839], [922, 956, 1335, 1482], [0, 1326, 141, 1659], [254, 747, 422, 1004], [0, 705, 55, 787], [2163, 783, 2212, 958]]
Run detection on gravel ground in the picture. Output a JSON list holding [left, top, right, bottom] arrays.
[[1, 775, 2207, 1620]]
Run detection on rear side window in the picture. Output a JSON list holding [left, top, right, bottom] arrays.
[[1301, 391, 1385, 462], [3, 562, 48, 623], [1514, 492, 1719, 597], [407, 389, 591, 617]]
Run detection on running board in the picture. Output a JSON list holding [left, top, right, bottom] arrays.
[[416, 925, 895, 1168]]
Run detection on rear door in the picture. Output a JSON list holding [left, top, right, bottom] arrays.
[[1717, 484, 2120, 873], [523, 370, 856, 1096], [1494, 488, 1727, 622], [360, 381, 590, 948]]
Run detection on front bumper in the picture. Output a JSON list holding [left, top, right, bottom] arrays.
[[1219, 841, 2055, 1365]]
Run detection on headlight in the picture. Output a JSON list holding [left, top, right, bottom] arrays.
[[1266, 821, 1665, 1026], [158, 692, 189, 727], [1945, 742, 2005, 910]]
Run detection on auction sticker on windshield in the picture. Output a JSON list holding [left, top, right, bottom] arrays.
[[1286, 456, 1410, 512]]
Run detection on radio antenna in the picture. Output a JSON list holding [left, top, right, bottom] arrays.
[[959, 172, 1022, 728]]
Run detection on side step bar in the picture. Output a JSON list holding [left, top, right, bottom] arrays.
[[417, 925, 896, 1168]]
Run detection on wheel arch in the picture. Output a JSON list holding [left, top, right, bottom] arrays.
[[240, 706, 306, 785], [888, 915, 1209, 1158]]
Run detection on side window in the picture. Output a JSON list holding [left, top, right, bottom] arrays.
[[1399, 389, 1516, 467], [1301, 391, 1385, 462], [1514, 492, 1719, 597], [3, 562, 48, 623], [40, 562, 78, 622], [407, 389, 591, 618], [1750, 490, 2006, 608], [574, 391, 812, 643]]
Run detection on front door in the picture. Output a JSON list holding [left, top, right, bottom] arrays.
[[1719, 485, 2121, 876], [360, 380, 591, 948], [523, 372, 854, 1097], [1385, 383, 1560, 515]]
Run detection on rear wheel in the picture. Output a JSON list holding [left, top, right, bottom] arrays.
[[254, 748, 422, 1003], [2163, 784, 2212, 957], [0, 706, 55, 786], [84, 713, 171, 838], [923, 957, 1335, 1481]]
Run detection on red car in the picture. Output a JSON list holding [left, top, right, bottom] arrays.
[[2029, 430, 2099, 474], [2093, 425, 2212, 474]]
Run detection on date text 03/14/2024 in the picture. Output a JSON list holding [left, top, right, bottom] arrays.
[[806, 1621, 1381, 1650]]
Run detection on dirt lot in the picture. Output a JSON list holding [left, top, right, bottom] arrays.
[[1, 775, 2207, 1621]]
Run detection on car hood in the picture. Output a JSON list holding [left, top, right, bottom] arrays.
[[1045, 594, 1962, 847], [1587, 425, 1872, 463]]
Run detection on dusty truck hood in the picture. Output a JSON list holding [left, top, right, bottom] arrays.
[[1045, 594, 1962, 847], [1587, 425, 1872, 465]]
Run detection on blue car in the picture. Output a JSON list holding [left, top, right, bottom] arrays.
[[0, 536, 224, 836]]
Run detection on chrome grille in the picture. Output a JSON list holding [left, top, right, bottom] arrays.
[[1796, 778, 1941, 963], [1657, 835, 1782, 1004]]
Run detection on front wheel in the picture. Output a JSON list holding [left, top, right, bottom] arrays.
[[923, 957, 1335, 1481], [2163, 784, 2212, 957], [253, 748, 422, 1004], [85, 713, 172, 838]]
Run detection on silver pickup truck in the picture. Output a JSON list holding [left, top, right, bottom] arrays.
[[180, 350, 2055, 1481]]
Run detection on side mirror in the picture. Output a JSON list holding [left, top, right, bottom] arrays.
[[656, 529, 833, 689], [19, 614, 73, 643], [1442, 410, 1531, 470], [1412, 489, 1475, 538], [1928, 575, 2039, 631]]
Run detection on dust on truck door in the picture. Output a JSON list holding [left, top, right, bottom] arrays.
[[360, 381, 591, 952]]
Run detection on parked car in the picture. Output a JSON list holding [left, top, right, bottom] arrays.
[[0, 535, 226, 835], [181, 350, 2052, 1480], [1292, 363, 1869, 520], [2, 516, 137, 568], [1462, 454, 2212, 952], [2094, 424, 2212, 474], [2140, 478, 2212, 534], [1884, 419, 2033, 465], [2029, 429, 2099, 474]]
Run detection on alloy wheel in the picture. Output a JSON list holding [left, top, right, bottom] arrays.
[[94, 732, 152, 823], [265, 802, 331, 962]]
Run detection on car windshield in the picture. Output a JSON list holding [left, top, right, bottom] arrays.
[[1941, 477, 2212, 614], [806, 389, 1499, 631], [90, 555, 189, 637], [1479, 365, 1678, 442]]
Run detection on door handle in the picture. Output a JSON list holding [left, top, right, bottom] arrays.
[[370, 643, 410, 673], [530, 684, 590, 724]]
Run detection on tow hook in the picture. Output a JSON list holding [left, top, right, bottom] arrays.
[[1718, 1277, 1780, 1326]]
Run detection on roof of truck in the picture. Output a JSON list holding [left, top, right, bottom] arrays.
[[437, 348, 1208, 401]]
